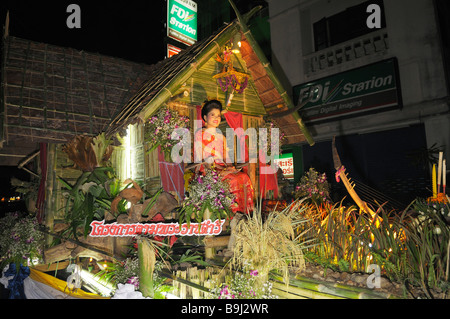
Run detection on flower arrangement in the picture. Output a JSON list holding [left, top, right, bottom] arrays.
[[215, 43, 233, 73], [179, 167, 235, 225], [145, 106, 190, 159], [111, 257, 140, 288], [257, 120, 286, 157], [0, 212, 44, 270], [295, 168, 331, 204], [209, 265, 278, 299]]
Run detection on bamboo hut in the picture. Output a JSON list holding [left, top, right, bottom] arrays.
[[104, 8, 315, 201]]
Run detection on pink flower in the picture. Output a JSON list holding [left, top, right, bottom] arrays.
[[250, 270, 258, 276]]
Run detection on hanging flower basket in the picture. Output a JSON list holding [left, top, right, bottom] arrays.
[[213, 69, 249, 94]]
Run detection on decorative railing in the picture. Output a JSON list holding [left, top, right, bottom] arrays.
[[303, 29, 389, 77]]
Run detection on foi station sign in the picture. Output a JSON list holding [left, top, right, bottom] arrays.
[[167, 0, 198, 46], [293, 58, 401, 123]]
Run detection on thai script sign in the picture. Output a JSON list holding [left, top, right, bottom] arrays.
[[293, 58, 401, 123], [167, 0, 197, 46], [274, 153, 294, 179], [89, 219, 224, 237]]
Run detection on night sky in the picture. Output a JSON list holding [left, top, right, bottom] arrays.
[[0, 1, 167, 65]]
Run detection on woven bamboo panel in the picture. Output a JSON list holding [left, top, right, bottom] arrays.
[[2, 36, 154, 147]]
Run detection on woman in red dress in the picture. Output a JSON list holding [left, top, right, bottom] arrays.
[[194, 100, 254, 214]]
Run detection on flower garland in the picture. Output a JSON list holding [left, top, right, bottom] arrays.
[[216, 73, 248, 94], [145, 106, 190, 158]]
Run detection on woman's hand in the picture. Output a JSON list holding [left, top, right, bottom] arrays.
[[218, 165, 238, 177]]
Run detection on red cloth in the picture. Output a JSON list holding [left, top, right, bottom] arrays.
[[158, 146, 185, 200], [196, 105, 205, 126], [224, 111, 248, 167], [222, 171, 254, 213], [259, 150, 279, 199]]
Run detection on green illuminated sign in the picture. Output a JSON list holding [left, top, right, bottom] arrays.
[[167, 0, 198, 46]]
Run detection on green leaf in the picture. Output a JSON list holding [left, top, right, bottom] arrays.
[[84, 193, 94, 237], [142, 188, 163, 217], [57, 176, 73, 190]]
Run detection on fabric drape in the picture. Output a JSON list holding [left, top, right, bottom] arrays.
[[157, 146, 185, 200]]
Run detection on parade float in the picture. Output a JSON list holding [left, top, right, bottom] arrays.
[[1, 2, 449, 300]]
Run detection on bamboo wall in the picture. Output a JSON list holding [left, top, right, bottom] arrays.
[[52, 144, 82, 221], [174, 53, 267, 116]]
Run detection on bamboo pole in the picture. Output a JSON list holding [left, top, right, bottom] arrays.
[[271, 286, 309, 299], [438, 152, 443, 193], [270, 272, 399, 299], [272, 281, 347, 299], [433, 164, 437, 197], [138, 237, 156, 298], [203, 208, 216, 259]]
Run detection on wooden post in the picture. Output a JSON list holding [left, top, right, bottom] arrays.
[[203, 208, 216, 260], [138, 237, 156, 298], [204, 235, 230, 248], [44, 143, 56, 246]]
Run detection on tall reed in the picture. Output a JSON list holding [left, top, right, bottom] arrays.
[[294, 197, 450, 297]]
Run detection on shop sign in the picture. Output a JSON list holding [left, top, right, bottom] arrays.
[[293, 58, 401, 123], [274, 153, 294, 179], [89, 219, 224, 237], [167, 44, 182, 58], [167, 0, 197, 46]]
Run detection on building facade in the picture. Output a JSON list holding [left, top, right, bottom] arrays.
[[267, 0, 450, 206]]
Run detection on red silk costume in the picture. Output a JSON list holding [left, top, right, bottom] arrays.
[[194, 128, 254, 213]]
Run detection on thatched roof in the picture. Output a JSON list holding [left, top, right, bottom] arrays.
[[104, 22, 239, 136], [0, 36, 154, 165]]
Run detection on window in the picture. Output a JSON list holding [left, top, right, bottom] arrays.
[[313, 0, 386, 51]]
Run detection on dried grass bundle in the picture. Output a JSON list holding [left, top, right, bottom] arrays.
[[231, 200, 311, 286]]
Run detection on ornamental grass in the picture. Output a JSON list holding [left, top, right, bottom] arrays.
[[231, 199, 315, 286], [295, 197, 450, 298]]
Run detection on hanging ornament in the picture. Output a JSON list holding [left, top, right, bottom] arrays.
[[213, 42, 249, 99]]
